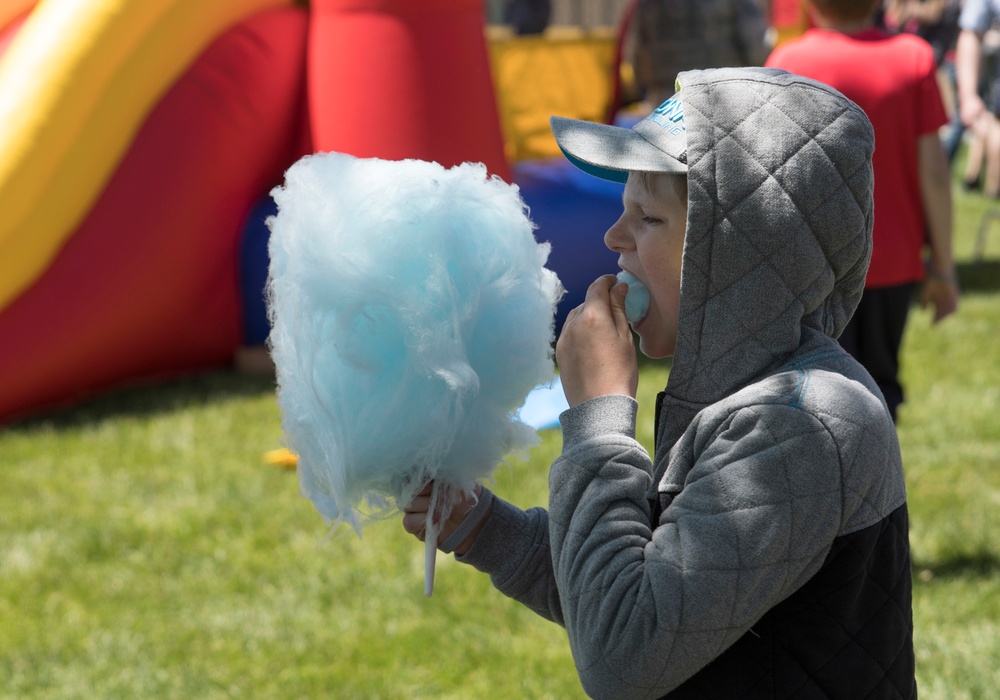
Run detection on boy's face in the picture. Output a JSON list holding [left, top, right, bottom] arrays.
[[605, 172, 687, 359]]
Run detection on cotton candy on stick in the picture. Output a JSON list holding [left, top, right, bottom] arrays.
[[266, 153, 563, 595]]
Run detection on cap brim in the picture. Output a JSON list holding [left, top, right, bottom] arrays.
[[550, 116, 687, 183]]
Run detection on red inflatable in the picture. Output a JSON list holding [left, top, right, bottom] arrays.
[[308, 0, 510, 181], [0, 9, 310, 422], [0, 0, 517, 423], [0, 12, 27, 55]]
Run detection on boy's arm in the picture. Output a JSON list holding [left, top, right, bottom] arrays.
[[455, 493, 564, 624], [455, 394, 646, 626], [549, 403, 846, 700], [917, 132, 959, 323], [404, 275, 636, 623], [401, 482, 563, 623]]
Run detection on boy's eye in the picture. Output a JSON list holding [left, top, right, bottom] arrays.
[[641, 215, 662, 225]]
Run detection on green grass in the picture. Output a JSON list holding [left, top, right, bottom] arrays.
[[0, 373, 579, 699], [894, 168, 1000, 700], [2, 171, 999, 699]]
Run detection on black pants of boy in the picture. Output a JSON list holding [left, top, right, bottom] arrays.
[[837, 283, 918, 422]]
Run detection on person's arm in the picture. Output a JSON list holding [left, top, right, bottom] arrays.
[[917, 133, 959, 322], [401, 273, 640, 622], [910, 0, 947, 24], [455, 273, 638, 620], [549, 403, 846, 699], [957, 28, 988, 128], [884, 0, 907, 27], [402, 481, 564, 622], [891, 0, 947, 25]]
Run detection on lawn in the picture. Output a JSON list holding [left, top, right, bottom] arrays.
[[1, 179, 998, 699]]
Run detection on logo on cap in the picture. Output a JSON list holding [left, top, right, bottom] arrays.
[[647, 98, 684, 136]]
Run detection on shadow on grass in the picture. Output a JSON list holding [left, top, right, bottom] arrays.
[[912, 550, 1000, 581], [4, 369, 277, 432], [957, 259, 1000, 293]]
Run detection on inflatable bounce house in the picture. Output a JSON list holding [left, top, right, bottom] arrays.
[[0, 0, 628, 423], [770, 0, 811, 46]]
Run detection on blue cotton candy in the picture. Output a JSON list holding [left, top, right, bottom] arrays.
[[266, 153, 564, 531], [617, 270, 650, 325]]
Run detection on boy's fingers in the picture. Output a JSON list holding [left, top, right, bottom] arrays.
[[402, 482, 435, 510], [403, 494, 432, 514], [401, 511, 424, 534], [568, 275, 624, 327], [584, 274, 618, 301], [608, 279, 630, 324]]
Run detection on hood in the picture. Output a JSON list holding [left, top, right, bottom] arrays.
[[660, 67, 875, 435]]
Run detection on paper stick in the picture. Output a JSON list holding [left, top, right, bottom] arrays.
[[424, 525, 437, 597], [424, 479, 441, 597]]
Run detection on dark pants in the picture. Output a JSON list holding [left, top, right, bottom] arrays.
[[838, 283, 918, 422]]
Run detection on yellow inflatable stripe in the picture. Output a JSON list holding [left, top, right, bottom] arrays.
[[488, 28, 616, 162], [0, 0, 294, 313]]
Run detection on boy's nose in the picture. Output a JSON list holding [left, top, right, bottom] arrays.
[[604, 217, 631, 252]]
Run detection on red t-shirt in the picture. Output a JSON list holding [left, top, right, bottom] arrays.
[[766, 28, 947, 287]]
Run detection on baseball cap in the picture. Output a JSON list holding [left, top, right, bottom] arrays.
[[549, 95, 687, 184]]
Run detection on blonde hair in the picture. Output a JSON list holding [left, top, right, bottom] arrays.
[[632, 171, 688, 202]]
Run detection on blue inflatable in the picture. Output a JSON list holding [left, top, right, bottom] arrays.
[[512, 157, 624, 329], [238, 156, 625, 342]]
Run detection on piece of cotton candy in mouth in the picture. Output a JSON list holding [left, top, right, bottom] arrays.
[[617, 271, 650, 325]]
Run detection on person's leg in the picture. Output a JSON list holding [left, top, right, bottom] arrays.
[[838, 284, 918, 422], [941, 60, 965, 164], [943, 114, 965, 165], [986, 116, 1000, 197], [964, 130, 986, 190]]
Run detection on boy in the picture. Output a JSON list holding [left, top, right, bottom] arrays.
[[766, 0, 959, 422], [404, 68, 915, 699]]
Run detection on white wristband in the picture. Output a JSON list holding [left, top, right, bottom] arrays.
[[439, 487, 494, 554]]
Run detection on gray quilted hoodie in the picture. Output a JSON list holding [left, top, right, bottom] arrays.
[[460, 68, 915, 699]]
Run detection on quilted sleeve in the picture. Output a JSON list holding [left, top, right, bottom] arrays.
[[456, 393, 644, 625], [549, 402, 843, 700], [455, 495, 563, 624]]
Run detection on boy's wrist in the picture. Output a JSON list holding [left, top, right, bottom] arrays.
[[439, 487, 494, 555]]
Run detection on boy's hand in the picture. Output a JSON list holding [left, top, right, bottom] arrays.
[[401, 483, 486, 555], [556, 274, 638, 407]]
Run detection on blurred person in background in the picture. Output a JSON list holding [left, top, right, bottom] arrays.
[[631, 0, 771, 108], [885, 0, 965, 161], [957, 0, 1000, 127], [954, 2, 1000, 197], [767, 0, 959, 421], [956, 23, 1000, 196], [504, 0, 551, 34]]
